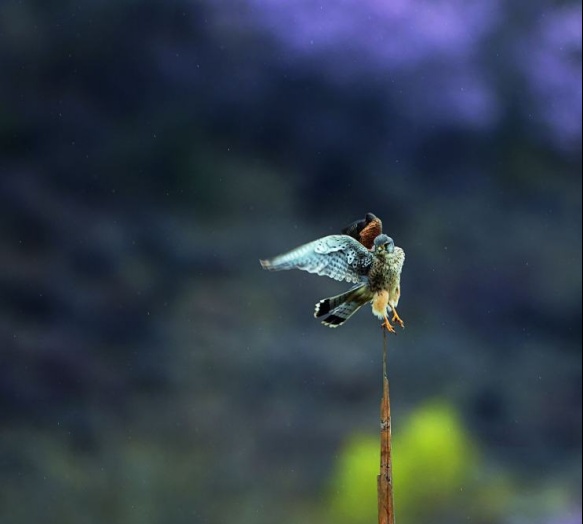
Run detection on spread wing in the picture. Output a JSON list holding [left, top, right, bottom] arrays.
[[260, 235, 373, 284]]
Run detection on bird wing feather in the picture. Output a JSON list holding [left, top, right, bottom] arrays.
[[392, 247, 405, 274], [260, 235, 373, 284]]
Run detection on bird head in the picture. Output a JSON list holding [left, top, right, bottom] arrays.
[[364, 212, 377, 224], [373, 234, 395, 253]]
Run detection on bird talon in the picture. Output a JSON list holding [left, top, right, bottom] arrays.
[[391, 309, 405, 329], [382, 318, 396, 334]]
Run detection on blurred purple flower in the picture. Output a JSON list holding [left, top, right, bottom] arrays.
[[519, 4, 582, 150], [247, 0, 499, 66], [213, 0, 582, 150], [242, 0, 501, 129]]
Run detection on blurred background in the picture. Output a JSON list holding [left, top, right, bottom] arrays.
[[0, 1, 581, 523]]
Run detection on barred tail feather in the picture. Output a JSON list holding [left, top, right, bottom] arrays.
[[320, 301, 366, 328], [314, 284, 365, 318], [314, 284, 370, 328]]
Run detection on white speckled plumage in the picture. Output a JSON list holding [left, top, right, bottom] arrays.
[[259, 234, 373, 284]]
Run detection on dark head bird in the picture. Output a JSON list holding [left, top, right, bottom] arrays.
[[341, 212, 383, 250]]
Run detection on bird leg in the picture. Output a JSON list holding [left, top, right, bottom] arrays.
[[382, 316, 396, 334], [391, 307, 405, 329]]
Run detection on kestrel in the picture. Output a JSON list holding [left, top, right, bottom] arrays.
[[260, 229, 405, 332], [342, 212, 383, 250]]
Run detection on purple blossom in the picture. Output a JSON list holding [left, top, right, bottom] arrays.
[[223, 0, 503, 129], [246, 0, 500, 66], [212, 0, 581, 150], [519, 4, 582, 150]]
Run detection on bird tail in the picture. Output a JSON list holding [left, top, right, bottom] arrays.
[[314, 284, 371, 328]]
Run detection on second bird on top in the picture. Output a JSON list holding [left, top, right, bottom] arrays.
[[260, 213, 405, 332]]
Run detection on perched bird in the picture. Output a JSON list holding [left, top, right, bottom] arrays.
[[341, 212, 383, 250], [260, 231, 405, 332]]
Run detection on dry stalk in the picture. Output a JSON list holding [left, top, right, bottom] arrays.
[[377, 329, 395, 524]]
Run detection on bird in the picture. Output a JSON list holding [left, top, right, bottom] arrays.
[[260, 230, 405, 332], [341, 212, 383, 250]]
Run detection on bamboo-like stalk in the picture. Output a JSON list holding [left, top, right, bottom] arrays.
[[377, 329, 395, 524]]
